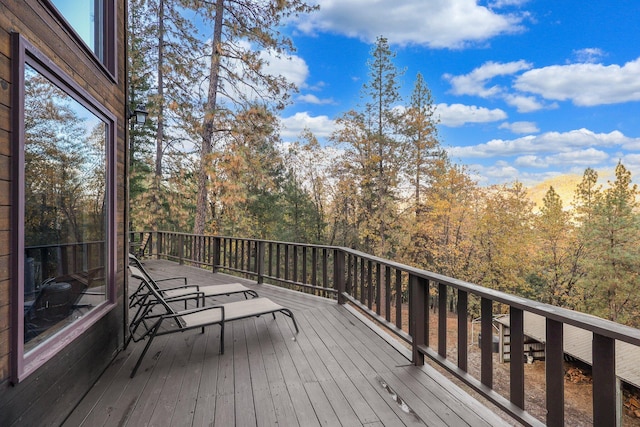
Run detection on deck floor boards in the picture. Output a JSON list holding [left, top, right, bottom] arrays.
[[64, 259, 512, 427]]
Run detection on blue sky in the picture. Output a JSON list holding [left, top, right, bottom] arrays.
[[268, 0, 640, 186]]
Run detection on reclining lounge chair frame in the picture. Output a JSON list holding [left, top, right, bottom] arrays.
[[127, 266, 299, 378], [128, 253, 258, 309]]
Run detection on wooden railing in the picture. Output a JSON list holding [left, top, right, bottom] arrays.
[[132, 230, 640, 427]]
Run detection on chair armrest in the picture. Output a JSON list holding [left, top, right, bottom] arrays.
[[155, 277, 188, 286]]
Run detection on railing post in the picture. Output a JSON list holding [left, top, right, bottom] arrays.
[[593, 333, 619, 427], [256, 240, 265, 284], [334, 249, 345, 305], [410, 274, 425, 366]]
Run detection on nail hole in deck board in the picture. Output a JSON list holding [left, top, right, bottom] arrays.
[[377, 376, 424, 423]]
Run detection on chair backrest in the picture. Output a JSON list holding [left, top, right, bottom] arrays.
[[128, 265, 176, 316], [128, 265, 190, 339], [128, 254, 161, 291]]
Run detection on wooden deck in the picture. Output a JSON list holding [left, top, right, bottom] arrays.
[[63, 259, 511, 427]]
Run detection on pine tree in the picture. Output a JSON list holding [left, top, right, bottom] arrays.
[[401, 72, 443, 214], [578, 162, 640, 324], [533, 186, 582, 306], [191, 0, 317, 236], [331, 36, 404, 257]]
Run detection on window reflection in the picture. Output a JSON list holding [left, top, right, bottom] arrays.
[[23, 64, 108, 351], [50, 0, 104, 61]]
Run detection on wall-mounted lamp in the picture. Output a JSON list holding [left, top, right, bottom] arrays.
[[128, 103, 148, 125]]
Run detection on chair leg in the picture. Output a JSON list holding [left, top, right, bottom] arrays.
[[282, 309, 299, 334], [124, 333, 134, 350], [130, 322, 161, 378]]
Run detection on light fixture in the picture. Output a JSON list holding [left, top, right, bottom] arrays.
[[128, 103, 148, 125]]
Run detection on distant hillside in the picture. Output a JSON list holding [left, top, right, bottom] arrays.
[[527, 175, 583, 210], [527, 170, 616, 210]]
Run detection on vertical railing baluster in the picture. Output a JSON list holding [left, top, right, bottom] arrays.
[[385, 266, 391, 322], [346, 254, 352, 295], [480, 297, 493, 388], [510, 307, 524, 409], [256, 241, 265, 284], [375, 264, 382, 315], [293, 245, 298, 284], [213, 237, 221, 273], [546, 318, 564, 427], [312, 247, 318, 288], [395, 270, 402, 330], [322, 248, 328, 295], [268, 242, 273, 277], [178, 234, 184, 265], [302, 246, 307, 284], [438, 283, 447, 358], [593, 333, 617, 426], [284, 244, 290, 283], [360, 258, 365, 305], [334, 249, 345, 305], [410, 274, 426, 366], [367, 260, 373, 310], [457, 290, 468, 371], [276, 244, 281, 280]]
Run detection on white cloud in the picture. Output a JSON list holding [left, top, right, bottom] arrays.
[[499, 121, 539, 134], [621, 153, 640, 174], [436, 103, 507, 127], [489, 0, 530, 7], [503, 94, 546, 112], [297, 93, 335, 105], [514, 155, 548, 168], [296, 0, 525, 49], [445, 60, 532, 97], [447, 128, 637, 159], [514, 57, 640, 106], [262, 50, 309, 87], [467, 162, 521, 184], [514, 149, 609, 168], [280, 112, 336, 139], [572, 48, 606, 64]]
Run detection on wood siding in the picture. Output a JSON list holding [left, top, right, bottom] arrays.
[[0, 1, 127, 425]]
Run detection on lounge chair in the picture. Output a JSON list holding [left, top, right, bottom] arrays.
[[126, 265, 299, 378], [128, 253, 258, 309]]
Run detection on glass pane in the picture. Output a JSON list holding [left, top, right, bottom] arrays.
[[50, 0, 103, 61], [23, 64, 108, 352]]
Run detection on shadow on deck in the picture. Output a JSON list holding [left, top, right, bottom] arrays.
[[64, 259, 511, 427]]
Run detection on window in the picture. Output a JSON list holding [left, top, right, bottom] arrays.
[[47, 0, 116, 77], [12, 34, 117, 382]]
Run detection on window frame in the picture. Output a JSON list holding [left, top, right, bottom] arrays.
[[43, 0, 117, 81], [11, 33, 118, 383]]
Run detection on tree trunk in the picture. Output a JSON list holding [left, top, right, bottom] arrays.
[[194, 0, 224, 235]]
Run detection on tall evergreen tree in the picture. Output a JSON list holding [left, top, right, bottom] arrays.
[[331, 36, 404, 256], [191, 0, 317, 236], [578, 162, 640, 325], [533, 186, 582, 306], [402, 72, 443, 214]]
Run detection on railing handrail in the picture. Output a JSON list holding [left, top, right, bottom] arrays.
[[133, 230, 640, 347]]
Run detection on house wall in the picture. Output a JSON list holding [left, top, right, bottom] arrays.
[[0, 1, 127, 425]]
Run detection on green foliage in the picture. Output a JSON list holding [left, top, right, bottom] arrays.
[[575, 163, 640, 325]]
